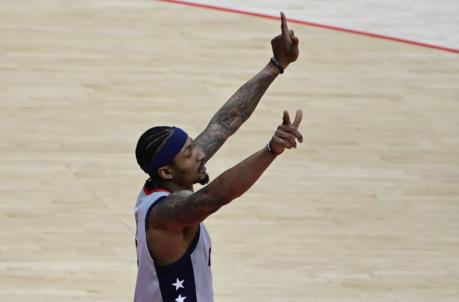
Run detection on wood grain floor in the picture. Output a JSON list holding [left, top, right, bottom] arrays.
[[1, 1, 458, 301], [168, 0, 459, 50]]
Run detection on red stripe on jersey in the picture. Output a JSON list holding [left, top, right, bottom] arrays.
[[143, 186, 170, 195]]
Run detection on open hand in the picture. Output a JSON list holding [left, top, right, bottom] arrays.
[[270, 109, 303, 155], [271, 12, 299, 69]]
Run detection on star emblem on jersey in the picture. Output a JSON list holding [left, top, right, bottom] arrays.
[[175, 294, 186, 302], [172, 278, 185, 291]]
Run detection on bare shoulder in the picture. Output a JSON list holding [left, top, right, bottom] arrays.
[[148, 188, 217, 230], [148, 190, 193, 230], [160, 190, 194, 212]]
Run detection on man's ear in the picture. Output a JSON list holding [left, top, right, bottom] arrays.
[[157, 166, 174, 181]]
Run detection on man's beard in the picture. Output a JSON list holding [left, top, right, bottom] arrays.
[[197, 172, 210, 185]]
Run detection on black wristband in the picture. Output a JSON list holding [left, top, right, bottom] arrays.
[[266, 141, 280, 155], [270, 57, 284, 74]]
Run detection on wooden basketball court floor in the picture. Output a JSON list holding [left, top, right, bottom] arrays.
[[1, 0, 458, 301]]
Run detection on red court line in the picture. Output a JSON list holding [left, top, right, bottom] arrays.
[[160, 0, 459, 54]]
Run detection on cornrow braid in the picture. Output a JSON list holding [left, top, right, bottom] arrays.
[[135, 126, 175, 188]]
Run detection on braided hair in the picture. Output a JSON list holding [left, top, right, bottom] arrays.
[[135, 126, 174, 189]]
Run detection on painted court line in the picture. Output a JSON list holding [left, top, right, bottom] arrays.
[[160, 0, 459, 54]]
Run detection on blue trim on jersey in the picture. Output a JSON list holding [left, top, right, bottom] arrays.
[[144, 196, 201, 302], [208, 247, 211, 267], [155, 227, 200, 302], [144, 196, 167, 233]]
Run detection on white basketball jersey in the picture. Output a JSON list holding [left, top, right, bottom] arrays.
[[134, 188, 214, 302]]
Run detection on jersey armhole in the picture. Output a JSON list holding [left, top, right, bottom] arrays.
[[144, 195, 167, 233], [144, 196, 201, 268]]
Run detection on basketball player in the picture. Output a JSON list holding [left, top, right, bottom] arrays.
[[134, 13, 301, 302]]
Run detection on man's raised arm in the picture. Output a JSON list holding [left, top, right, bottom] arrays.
[[151, 110, 303, 230], [195, 12, 299, 162]]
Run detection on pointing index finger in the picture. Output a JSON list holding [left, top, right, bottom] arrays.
[[280, 12, 292, 43], [282, 110, 292, 126]]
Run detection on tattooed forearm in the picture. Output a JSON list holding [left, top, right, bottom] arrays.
[[194, 123, 228, 163], [195, 63, 279, 161]]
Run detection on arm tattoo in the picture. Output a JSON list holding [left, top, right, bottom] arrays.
[[153, 189, 223, 227], [195, 65, 278, 161]]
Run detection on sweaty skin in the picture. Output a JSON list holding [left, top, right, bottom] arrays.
[[147, 13, 301, 266]]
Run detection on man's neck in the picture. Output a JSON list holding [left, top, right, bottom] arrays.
[[160, 181, 194, 193]]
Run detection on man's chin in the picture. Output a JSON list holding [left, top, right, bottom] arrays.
[[197, 172, 210, 185]]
